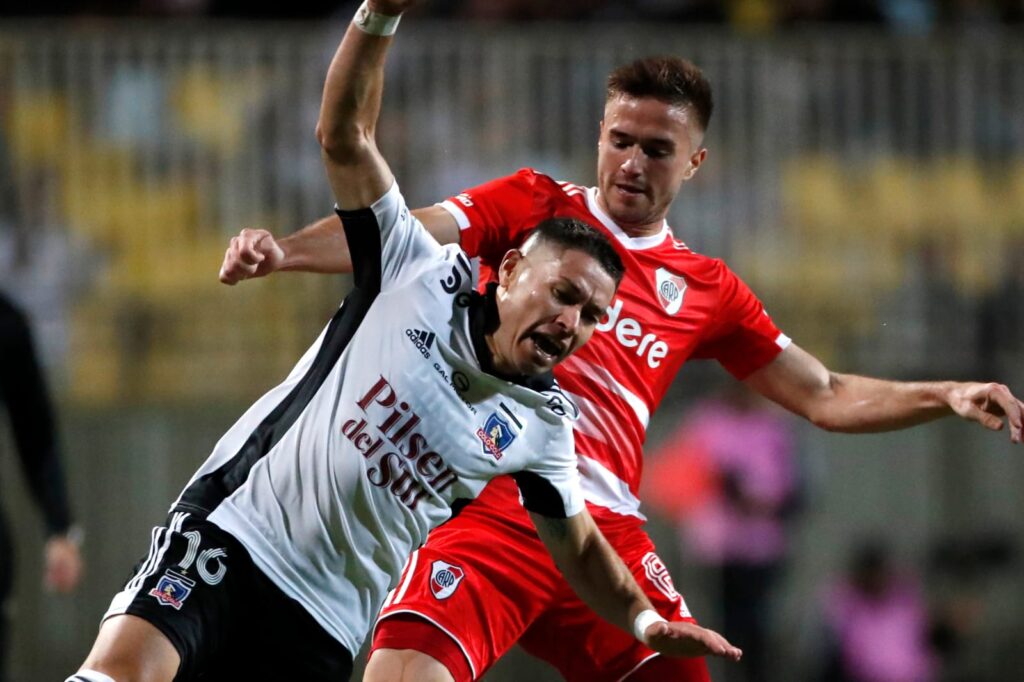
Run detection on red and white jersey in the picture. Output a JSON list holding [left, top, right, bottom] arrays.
[[440, 168, 791, 518]]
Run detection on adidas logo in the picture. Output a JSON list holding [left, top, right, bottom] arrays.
[[405, 328, 435, 358]]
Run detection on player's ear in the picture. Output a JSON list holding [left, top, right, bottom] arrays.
[[683, 147, 707, 180], [498, 249, 524, 287]]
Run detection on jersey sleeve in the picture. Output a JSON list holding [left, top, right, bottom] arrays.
[[335, 180, 444, 293], [437, 168, 543, 267], [0, 295, 73, 536], [692, 263, 791, 379], [512, 425, 585, 519]]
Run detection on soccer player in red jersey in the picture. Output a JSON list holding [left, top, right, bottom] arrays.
[[219, 4, 1024, 681]]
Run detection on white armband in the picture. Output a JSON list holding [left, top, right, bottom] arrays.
[[633, 609, 668, 643], [353, 1, 402, 36]]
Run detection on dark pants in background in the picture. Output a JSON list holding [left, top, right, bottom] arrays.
[[722, 563, 780, 682]]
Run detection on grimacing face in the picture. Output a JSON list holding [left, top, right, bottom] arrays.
[[488, 240, 617, 377], [596, 94, 707, 236]]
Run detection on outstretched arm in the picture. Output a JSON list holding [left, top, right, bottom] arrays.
[[218, 206, 458, 284], [529, 509, 742, 661], [745, 343, 1023, 442]]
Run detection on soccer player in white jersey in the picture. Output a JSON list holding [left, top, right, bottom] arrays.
[[220, 5, 1024, 682], [64, 4, 748, 682]]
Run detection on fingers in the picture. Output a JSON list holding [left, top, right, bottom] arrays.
[[703, 629, 743, 662], [1017, 399, 1024, 443], [971, 406, 1006, 432], [687, 625, 741, 661], [988, 385, 1023, 443], [218, 244, 241, 285], [646, 621, 742, 662], [970, 383, 1023, 443], [953, 382, 1024, 442], [219, 229, 273, 285]]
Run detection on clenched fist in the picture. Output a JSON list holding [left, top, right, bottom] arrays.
[[219, 228, 286, 285]]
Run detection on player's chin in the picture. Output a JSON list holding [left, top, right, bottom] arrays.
[[609, 196, 652, 222]]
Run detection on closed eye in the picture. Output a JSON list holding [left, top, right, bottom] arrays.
[[644, 145, 672, 159], [582, 305, 605, 325], [553, 287, 572, 304]]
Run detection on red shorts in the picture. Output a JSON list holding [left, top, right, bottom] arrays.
[[370, 477, 710, 682]]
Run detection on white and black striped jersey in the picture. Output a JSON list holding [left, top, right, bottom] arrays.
[[169, 182, 584, 655]]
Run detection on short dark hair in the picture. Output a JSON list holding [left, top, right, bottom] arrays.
[[526, 217, 624, 286], [606, 56, 714, 133]]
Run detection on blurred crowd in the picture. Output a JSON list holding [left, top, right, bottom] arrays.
[[4, 0, 1024, 27], [642, 385, 1021, 682]]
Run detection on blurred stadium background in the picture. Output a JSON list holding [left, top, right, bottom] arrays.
[[1, 1, 1023, 680]]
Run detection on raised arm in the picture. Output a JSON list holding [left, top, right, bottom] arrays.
[[745, 342, 1023, 442], [218, 1, 462, 285], [529, 509, 742, 661], [315, 1, 411, 210]]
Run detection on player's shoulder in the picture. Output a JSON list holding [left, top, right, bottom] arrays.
[[387, 240, 474, 307], [433, 244, 476, 292], [341, 180, 420, 249], [363, 179, 408, 220], [513, 168, 590, 200], [509, 169, 596, 224], [517, 373, 580, 423]]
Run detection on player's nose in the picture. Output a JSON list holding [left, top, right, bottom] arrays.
[[621, 147, 644, 175], [554, 305, 582, 333]]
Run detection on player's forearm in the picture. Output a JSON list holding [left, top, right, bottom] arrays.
[[317, 25, 390, 159], [748, 344, 958, 434], [276, 215, 352, 274], [532, 513, 651, 637], [317, 13, 396, 209], [751, 345, 1022, 441], [570, 530, 652, 634], [273, 206, 457, 275], [808, 373, 956, 433]]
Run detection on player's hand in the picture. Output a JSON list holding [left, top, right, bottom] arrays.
[[219, 228, 286, 285], [367, 0, 421, 15], [644, 620, 742, 661], [947, 382, 1023, 443], [44, 535, 83, 593]]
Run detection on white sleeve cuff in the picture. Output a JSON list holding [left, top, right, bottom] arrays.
[[438, 200, 471, 230]]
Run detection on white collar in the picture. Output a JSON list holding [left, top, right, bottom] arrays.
[[585, 187, 670, 251]]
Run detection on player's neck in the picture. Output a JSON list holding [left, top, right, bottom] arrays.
[[595, 191, 666, 239], [471, 284, 525, 382], [618, 221, 664, 239], [483, 335, 514, 377]]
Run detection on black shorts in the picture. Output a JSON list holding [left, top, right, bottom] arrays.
[[104, 512, 353, 682]]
